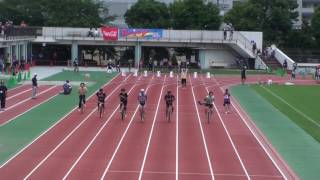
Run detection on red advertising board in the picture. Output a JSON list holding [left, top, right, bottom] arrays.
[[101, 27, 118, 41]]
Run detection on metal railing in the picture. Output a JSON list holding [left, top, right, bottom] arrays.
[[41, 27, 255, 56]]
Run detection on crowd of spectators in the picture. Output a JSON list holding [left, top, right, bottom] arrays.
[[0, 20, 28, 38], [87, 28, 100, 37]]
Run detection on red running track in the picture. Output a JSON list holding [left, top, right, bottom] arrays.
[[0, 73, 298, 180], [0, 85, 60, 126]]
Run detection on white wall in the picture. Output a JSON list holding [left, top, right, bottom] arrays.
[[240, 31, 263, 50], [204, 49, 236, 68]]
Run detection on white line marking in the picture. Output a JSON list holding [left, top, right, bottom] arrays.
[[107, 169, 283, 178], [62, 75, 142, 179], [0, 93, 60, 127], [23, 75, 132, 179], [189, 75, 215, 180], [260, 85, 320, 128], [200, 76, 251, 180], [0, 85, 57, 114], [138, 75, 166, 180], [211, 76, 288, 180], [100, 75, 155, 180], [7, 88, 31, 100], [0, 74, 121, 168], [8, 85, 28, 92], [176, 76, 179, 180]]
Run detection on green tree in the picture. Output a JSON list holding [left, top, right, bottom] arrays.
[[224, 0, 298, 45], [0, 0, 109, 27], [169, 0, 221, 30], [124, 0, 170, 28], [312, 7, 320, 46]]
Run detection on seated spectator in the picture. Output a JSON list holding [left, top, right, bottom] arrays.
[[62, 80, 72, 95]]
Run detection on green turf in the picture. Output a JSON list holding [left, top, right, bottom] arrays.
[[252, 85, 320, 143], [231, 85, 320, 179], [0, 70, 117, 165]]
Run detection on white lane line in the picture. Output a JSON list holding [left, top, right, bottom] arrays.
[[0, 85, 57, 114], [211, 76, 288, 180], [260, 85, 320, 128], [138, 75, 166, 180], [200, 76, 251, 180], [23, 75, 132, 180], [100, 75, 155, 180], [7, 88, 31, 100], [189, 75, 215, 180], [0, 74, 122, 169], [176, 77, 179, 180], [62, 75, 142, 180], [0, 93, 60, 127]]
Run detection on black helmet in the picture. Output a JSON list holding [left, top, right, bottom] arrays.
[[99, 88, 103, 92]]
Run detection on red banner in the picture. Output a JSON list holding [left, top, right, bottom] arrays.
[[101, 27, 118, 41]]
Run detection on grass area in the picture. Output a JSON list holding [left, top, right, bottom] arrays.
[[231, 85, 320, 179], [252, 85, 320, 143], [139, 67, 272, 75], [0, 70, 117, 165]]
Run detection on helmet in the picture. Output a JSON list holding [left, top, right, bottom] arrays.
[[121, 88, 125, 92], [99, 88, 103, 92], [140, 89, 145, 92]]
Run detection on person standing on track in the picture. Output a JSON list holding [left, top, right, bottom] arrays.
[[164, 90, 175, 122], [223, 89, 231, 114], [181, 69, 187, 88], [0, 80, 8, 111], [138, 89, 147, 122], [119, 88, 128, 112], [241, 66, 246, 85], [78, 82, 88, 111], [96, 88, 106, 110], [31, 73, 38, 99]]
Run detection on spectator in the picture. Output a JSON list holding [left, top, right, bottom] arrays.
[[223, 27, 227, 40], [32, 73, 38, 99], [153, 59, 157, 72], [88, 28, 94, 37], [229, 23, 234, 40], [251, 41, 257, 54], [94, 28, 99, 37], [283, 59, 288, 70], [0, 80, 7, 111], [0, 55, 3, 73], [61, 80, 72, 95], [20, 20, 27, 27], [168, 59, 173, 71], [148, 58, 153, 71], [159, 59, 164, 70]]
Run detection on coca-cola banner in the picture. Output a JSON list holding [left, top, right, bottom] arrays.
[[101, 27, 118, 41]]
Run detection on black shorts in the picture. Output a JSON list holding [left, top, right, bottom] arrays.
[[205, 104, 213, 109], [223, 100, 230, 106], [120, 100, 127, 106], [166, 102, 173, 108], [139, 101, 146, 106], [241, 75, 246, 80], [181, 79, 186, 84]]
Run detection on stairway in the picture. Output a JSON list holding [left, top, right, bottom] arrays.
[[260, 56, 282, 69]]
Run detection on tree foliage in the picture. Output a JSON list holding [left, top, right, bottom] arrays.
[[169, 0, 221, 30], [0, 0, 109, 27], [124, 0, 221, 30], [312, 7, 320, 46], [224, 0, 298, 45], [125, 0, 170, 28]]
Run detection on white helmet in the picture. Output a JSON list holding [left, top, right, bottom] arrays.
[[140, 89, 145, 92]]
